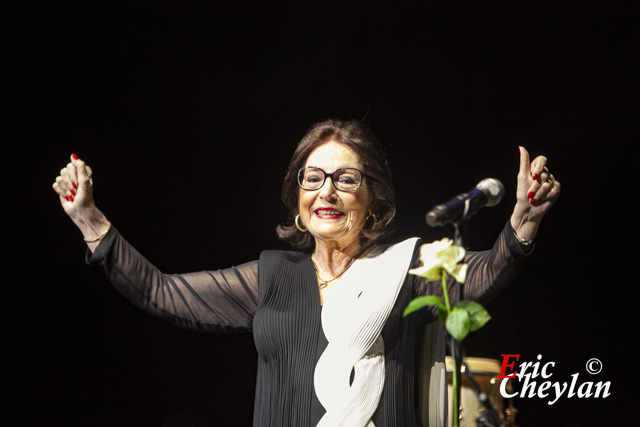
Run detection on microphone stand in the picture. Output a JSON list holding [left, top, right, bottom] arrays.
[[451, 220, 468, 427], [425, 178, 505, 426], [452, 220, 506, 427]]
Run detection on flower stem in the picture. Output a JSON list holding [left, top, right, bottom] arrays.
[[441, 275, 451, 313], [441, 274, 459, 426], [451, 355, 459, 427]]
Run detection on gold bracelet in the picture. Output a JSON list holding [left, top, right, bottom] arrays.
[[84, 222, 112, 243], [513, 229, 533, 246]]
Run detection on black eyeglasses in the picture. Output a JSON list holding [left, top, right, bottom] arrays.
[[297, 166, 365, 192]]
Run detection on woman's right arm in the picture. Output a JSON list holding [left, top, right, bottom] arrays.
[[53, 154, 259, 332]]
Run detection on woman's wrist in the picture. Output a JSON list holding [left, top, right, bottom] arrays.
[[510, 206, 542, 244], [72, 206, 111, 243], [83, 222, 111, 243]]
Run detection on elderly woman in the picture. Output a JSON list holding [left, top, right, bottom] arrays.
[[53, 119, 559, 426]]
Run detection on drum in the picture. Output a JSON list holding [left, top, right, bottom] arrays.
[[445, 356, 517, 427]]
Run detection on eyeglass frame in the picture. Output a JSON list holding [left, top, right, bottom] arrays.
[[297, 166, 367, 192]]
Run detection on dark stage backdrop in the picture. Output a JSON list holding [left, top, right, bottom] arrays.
[[8, 2, 636, 426]]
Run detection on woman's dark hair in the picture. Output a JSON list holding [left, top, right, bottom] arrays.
[[276, 119, 397, 250]]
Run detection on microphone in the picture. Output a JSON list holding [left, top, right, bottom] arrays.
[[425, 178, 505, 227]]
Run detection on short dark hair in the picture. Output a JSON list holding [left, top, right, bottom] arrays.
[[276, 119, 397, 250]]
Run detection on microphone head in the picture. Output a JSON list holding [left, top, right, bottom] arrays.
[[476, 178, 505, 207], [425, 207, 446, 227]]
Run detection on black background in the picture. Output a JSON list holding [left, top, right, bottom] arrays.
[[8, 1, 638, 426]]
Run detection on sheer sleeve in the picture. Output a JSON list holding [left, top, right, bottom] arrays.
[[415, 221, 533, 313], [86, 226, 259, 333]]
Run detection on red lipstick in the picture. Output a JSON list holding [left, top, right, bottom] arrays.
[[314, 207, 345, 219]]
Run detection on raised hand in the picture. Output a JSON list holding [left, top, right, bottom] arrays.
[[52, 154, 96, 218], [510, 146, 561, 243], [52, 154, 110, 250]]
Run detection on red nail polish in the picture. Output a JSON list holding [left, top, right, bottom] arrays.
[[529, 198, 536, 205], [70, 189, 76, 196], [72, 182, 78, 189], [527, 191, 535, 198], [69, 195, 74, 202], [72, 153, 78, 160], [65, 196, 71, 201], [532, 173, 539, 180]]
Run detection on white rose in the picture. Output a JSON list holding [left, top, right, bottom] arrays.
[[408, 238, 468, 283]]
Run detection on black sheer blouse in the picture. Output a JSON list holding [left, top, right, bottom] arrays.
[[87, 222, 530, 426]]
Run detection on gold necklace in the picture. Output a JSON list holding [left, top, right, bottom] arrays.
[[311, 254, 356, 289]]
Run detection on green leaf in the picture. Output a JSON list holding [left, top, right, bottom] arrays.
[[456, 301, 491, 331], [446, 307, 471, 341], [403, 295, 446, 317]]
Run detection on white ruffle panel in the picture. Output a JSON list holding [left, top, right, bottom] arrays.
[[314, 238, 419, 427]]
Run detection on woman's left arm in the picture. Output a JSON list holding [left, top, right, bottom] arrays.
[[462, 147, 561, 303], [417, 147, 560, 306]]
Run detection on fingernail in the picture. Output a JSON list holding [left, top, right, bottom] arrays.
[[70, 189, 76, 196], [532, 173, 539, 180], [72, 182, 77, 189], [65, 196, 71, 201], [529, 198, 536, 205], [69, 195, 74, 202], [72, 153, 78, 160], [527, 191, 535, 198]]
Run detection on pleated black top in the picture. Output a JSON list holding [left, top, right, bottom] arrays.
[[87, 222, 529, 426]]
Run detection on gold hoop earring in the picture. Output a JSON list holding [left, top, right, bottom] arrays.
[[295, 214, 307, 232], [366, 213, 378, 231]]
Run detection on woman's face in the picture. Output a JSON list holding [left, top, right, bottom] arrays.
[[298, 140, 373, 249]]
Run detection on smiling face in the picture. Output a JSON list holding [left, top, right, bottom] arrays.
[[298, 139, 373, 249]]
